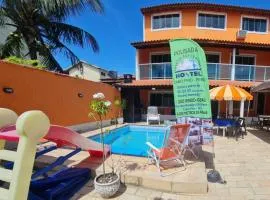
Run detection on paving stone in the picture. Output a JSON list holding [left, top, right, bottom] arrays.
[[229, 187, 254, 196], [161, 192, 180, 200], [136, 187, 155, 197]]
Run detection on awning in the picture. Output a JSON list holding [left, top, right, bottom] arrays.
[[116, 79, 258, 89], [251, 80, 270, 93]]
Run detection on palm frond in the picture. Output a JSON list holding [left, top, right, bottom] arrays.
[[51, 40, 81, 65], [37, 0, 103, 20], [48, 21, 99, 52], [0, 31, 23, 58], [39, 50, 63, 72], [0, 7, 6, 26]]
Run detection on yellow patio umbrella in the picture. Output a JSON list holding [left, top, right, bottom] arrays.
[[209, 85, 253, 117]]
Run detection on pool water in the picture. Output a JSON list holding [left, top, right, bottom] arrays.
[[90, 125, 168, 157]]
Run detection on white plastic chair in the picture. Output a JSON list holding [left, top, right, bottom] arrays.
[[147, 106, 160, 125]]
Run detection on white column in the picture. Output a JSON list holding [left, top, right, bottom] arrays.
[[229, 101, 233, 116], [240, 100, 245, 117], [135, 49, 139, 80], [231, 48, 236, 81]]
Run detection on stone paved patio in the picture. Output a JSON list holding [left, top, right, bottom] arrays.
[[72, 128, 270, 200]]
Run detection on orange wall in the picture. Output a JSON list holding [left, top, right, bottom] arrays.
[[0, 61, 121, 126], [138, 46, 270, 66], [144, 8, 270, 44]]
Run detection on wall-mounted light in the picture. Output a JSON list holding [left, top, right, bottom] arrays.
[[3, 87, 14, 94], [78, 93, 84, 98], [152, 88, 156, 91]]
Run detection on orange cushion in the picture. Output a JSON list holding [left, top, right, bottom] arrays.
[[153, 147, 179, 160]]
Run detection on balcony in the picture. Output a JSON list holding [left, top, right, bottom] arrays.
[[138, 63, 270, 81]]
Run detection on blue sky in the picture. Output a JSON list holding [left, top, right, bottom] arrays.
[[57, 0, 270, 75]]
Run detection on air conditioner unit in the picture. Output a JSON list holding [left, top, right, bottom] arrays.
[[237, 30, 247, 39]]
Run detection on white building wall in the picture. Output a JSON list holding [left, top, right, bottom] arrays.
[[68, 63, 111, 82]]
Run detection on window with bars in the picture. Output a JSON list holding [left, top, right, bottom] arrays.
[[198, 13, 226, 29], [242, 17, 267, 33], [152, 14, 180, 30]]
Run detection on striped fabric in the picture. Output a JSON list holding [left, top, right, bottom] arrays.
[[210, 85, 253, 101]]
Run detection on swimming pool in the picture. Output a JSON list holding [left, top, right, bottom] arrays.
[[90, 125, 168, 157]]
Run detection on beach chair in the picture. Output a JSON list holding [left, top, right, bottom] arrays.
[[146, 124, 191, 176], [147, 106, 160, 125], [170, 124, 199, 159]]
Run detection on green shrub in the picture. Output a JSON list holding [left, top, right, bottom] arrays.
[[4, 56, 46, 69]]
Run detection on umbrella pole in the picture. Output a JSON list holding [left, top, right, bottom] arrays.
[[247, 100, 250, 117]]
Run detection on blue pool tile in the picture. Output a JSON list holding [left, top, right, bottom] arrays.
[[90, 125, 167, 157]]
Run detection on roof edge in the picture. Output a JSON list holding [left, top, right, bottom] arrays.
[[141, 2, 270, 15]]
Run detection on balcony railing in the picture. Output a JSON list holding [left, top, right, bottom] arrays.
[[138, 62, 270, 81]]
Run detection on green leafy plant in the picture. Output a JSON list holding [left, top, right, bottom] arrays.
[[113, 98, 126, 127], [4, 56, 46, 69], [89, 93, 111, 177], [0, 0, 103, 72]]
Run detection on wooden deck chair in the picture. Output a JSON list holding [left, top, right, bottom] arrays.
[[146, 124, 191, 176]]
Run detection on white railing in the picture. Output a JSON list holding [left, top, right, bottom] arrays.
[[138, 62, 270, 81]]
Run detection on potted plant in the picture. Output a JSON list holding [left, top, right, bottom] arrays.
[[89, 93, 120, 198], [114, 98, 126, 126]]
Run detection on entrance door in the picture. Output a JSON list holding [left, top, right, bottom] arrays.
[[257, 93, 265, 115], [211, 101, 219, 119]]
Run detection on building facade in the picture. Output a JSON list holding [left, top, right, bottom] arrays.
[[66, 61, 112, 82], [119, 3, 270, 122]]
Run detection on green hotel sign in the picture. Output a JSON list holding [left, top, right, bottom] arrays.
[[169, 39, 212, 119]]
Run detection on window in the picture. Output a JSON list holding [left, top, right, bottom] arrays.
[[151, 54, 172, 79], [231, 55, 255, 81], [150, 93, 174, 107], [242, 17, 267, 33], [152, 14, 180, 30], [206, 53, 220, 79], [101, 71, 106, 76], [198, 13, 226, 29]]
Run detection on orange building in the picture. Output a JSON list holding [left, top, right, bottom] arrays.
[[119, 3, 270, 122]]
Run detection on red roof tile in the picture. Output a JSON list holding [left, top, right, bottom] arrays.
[[141, 3, 270, 15], [117, 79, 258, 88], [131, 39, 270, 50]]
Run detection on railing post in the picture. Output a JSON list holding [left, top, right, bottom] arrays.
[[264, 67, 267, 81], [231, 48, 236, 80], [135, 50, 139, 80], [150, 63, 152, 80], [249, 65, 251, 82], [215, 64, 218, 80], [164, 64, 166, 79], [253, 66, 256, 82], [9, 111, 50, 200]]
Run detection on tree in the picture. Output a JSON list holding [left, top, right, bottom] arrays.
[[0, 0, 103, 72]]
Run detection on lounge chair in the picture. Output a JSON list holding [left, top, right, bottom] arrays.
[[146, 124, 191, 176], [147, 106, 160, 125]]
